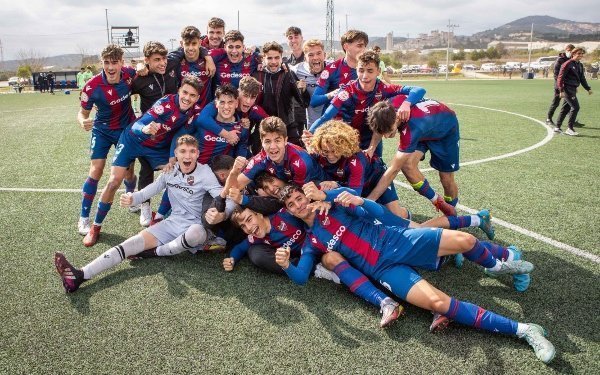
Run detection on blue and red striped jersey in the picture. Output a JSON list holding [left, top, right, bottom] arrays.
[[243, 143, 325, 186], [316, 57, 356, 92], [209, 49, 261, 88], [81, 67, 136, 131], [389, 95, 458, 153]]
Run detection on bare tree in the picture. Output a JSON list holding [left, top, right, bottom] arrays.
[[76, 44, 98, 69], [16, 49, 47, 72]]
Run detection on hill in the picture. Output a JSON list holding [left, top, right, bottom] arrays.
[[473, 15, 600, 41]]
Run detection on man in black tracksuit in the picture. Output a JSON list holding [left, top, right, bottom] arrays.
[[555, 47, 593, 136], [252, 41, 310, 148], [546, 44, 574, 126]]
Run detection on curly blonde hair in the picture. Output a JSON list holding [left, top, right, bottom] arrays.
[[310, 120, 360, 158]]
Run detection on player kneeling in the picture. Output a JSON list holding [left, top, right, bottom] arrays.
[[54, 135, 234, 293]]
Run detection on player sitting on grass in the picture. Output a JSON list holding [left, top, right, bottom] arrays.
[[276, 185, 555, 364], [54, 135, 235, 293]]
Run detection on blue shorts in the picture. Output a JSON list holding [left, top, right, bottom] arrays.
[[90, 128, 122, 160], [378, 227, 443, 271], [375, 264, 422, 300], [112, 131, 170, 170], [415, 121, 460, 173]]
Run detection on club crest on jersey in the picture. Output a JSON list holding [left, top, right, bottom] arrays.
[[153, 104, 164, 115], [375, 92, 382, 101], [336, 168, 344, 177], [243, 62, 250, 68], [80, 92, 89, 102], [187, 175, 195, 185], [338, 90, 350, 101], [277, 221, 288, 232], [320, 70, 329, 80]]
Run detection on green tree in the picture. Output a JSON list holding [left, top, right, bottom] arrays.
[[452, 49, 466, 61], [486, 47, 500, 60], [16, 65, 32, 80], [470, 49, 485, 61], [427, 58, 439, 70]]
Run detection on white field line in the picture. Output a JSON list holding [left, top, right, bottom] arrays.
[[0, 105, 75, 114]]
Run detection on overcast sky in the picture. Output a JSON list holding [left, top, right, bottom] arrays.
[[0, 0, 598, 60]]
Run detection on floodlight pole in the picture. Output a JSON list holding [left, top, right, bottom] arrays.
[[445, 20, 459, 81], [105, 9, 110, 44], [527, 23, 534, 74]]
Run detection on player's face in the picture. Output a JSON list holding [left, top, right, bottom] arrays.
[[357, 61, 380, 90], [344, 39, 367, 60], [178, 84, 200, 111], [306, 45, 325, 74], [146, 53, 167, 75], [265, 50, 282, 73], [102, 58, 124, 84], [320, 142, 342, 164], [285, 190, 311, 219], [225, 40, 244, 63], [215, 94, 238, 121], [287, 33, 303, 51], [181, 38, 201, 61], [237, 209, 270, 238], [573, 51, 584, 61], [238, 92, 257, 113], [207, 26, 225, 48], [176, 143, 199, 173], [260, 177, 286, 198], [261, 132, 287, 163]]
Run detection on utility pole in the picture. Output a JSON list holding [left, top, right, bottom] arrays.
[[237, 10, 240, 30], [445, 19, 459, 81], [0, 39, 4, 71], [168, 38, 176, 51], [345, 14, 348, 31], [325, 0, 335, 57]]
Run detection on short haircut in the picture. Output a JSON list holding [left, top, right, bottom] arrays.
[[210, 154, 234, 172], [259, 116, 287, 139], [303, 39, 325, 53], [215, 83, 239, 99], [181, 75, 203, 95], [238, 76, 261, 97], [373, 45, 381, 52], [207, 17, 225, 29], [341, 30, 369, 50], [254, 171, 280, 189], [230, 206, 248, 227], [357, 50, 380, 67], [262, 41, 283, 55], [86, 65, 92, 70], [368, 101, 397, 134], [100, 44, 124, 61], [311, 120, 360, 158], [286, 26, 302, 37], [224, 30, 244, 44], [176, 134, 199, 149], [80, 67, 85, 70], [571, 47, 586, 55], [143, 41, 168, 58], [278, 184, 302, 203], [565, 44, 575, 51], [181, 26, 201, 42]]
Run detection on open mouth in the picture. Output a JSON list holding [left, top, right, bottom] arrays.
[[182, 161, 192, 168]]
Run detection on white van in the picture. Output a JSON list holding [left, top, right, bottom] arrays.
[[480, 63, 499, 72]]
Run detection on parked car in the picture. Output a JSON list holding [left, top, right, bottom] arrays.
[[480, 63, 499, 72], [463, 64, 478, 71], [8, 77, 20, 86]]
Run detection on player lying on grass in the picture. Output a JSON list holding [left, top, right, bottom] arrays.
[[225, 205, 403, 328], [54, 135, 235, 293], [275, 185, 555, 364]]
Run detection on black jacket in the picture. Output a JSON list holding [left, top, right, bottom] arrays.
[[553, 53, 569, 80], [557, 59, 591, 93]]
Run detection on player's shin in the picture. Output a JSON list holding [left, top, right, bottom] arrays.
[[81, 234, 146, 279]]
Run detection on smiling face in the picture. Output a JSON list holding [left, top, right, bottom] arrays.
[[145, 53, 167, 75], [305, 45, 325, 74], [259, 177, 286, 198], [178, 84, 200, 111], [284, 190, 312, 220], [319, 141, 342, 164], [343, 39, 367, 61], [102, 58, 124, 84], [181, 38, 201, 61], [287, 33, 303, 53], [357, 60, 379, 91], [265, 50, 282, 73], [225, 40, 244, 63], [261, 132, 287, 164], [236, 208, 271, 238], [215, 93, 238, 122], [175, 142, 199, 173], [207, 26, 225, 49]]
